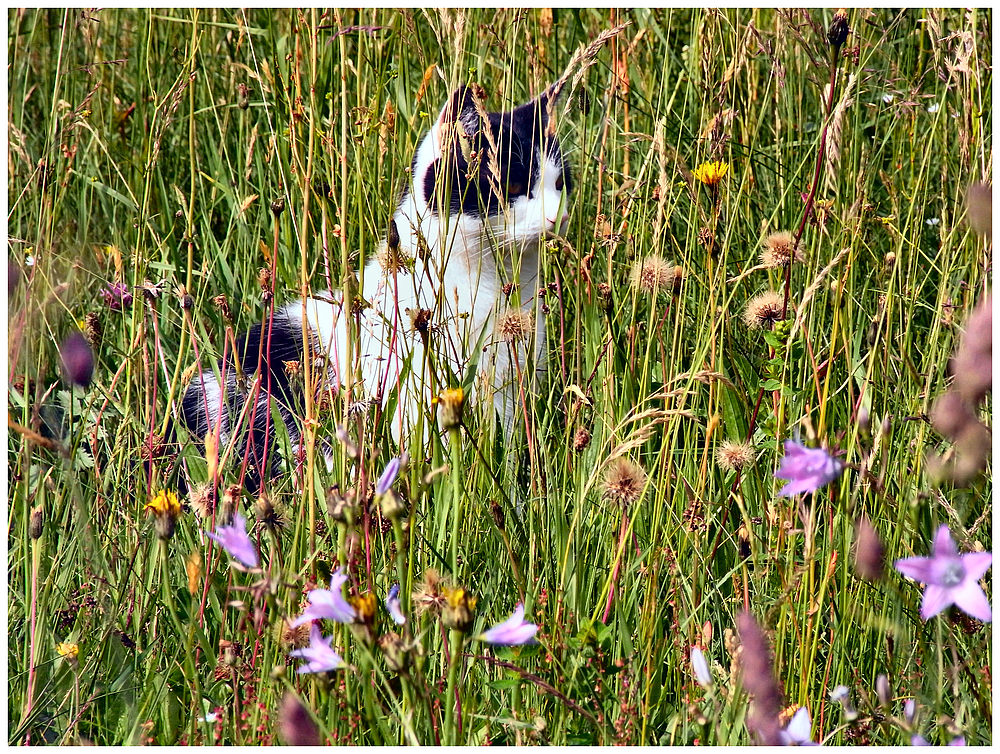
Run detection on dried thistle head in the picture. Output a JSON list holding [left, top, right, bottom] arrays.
[[281, 619, 311, 650], [189, 482, 216, 521], [413, 568, 447, 618], [601, 457, 648, 509], [760, 231, 803, 269], [716, 440, 756, 472], [212, 294, 233, 322], [743, 292, 786, 330], [494, 308, 534, 343], [376, 238, 413, 276], [572, 426, 592, 453]]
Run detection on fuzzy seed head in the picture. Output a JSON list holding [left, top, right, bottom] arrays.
[[601, 457, 648, 508], [743, 292, 786, 330], [630, 256, 680, 294], [495, 309, 534, 342], [376, 238, 412, 275], [760, 231, 803, 268], [717, 441, 756, 472]]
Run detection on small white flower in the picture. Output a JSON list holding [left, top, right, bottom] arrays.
[[882, 93, 895, 104], [925, 217, 940, 226], [199, 712, 218, 723], [926, 103, 940, 113]]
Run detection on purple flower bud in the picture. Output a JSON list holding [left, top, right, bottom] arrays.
[[279, 692, 320, 745], [385, 584, 406, 625], [376, 456, 401, 496], [60, 332, 94, 387]]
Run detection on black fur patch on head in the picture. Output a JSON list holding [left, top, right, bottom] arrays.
[[179, 312, 307, 493], [423, 85, 569, 218]]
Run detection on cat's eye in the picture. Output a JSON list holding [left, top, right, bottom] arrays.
[[507, 182, 524, 196], [555, 173, 564, 191]]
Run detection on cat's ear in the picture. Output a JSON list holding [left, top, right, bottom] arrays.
[[512, 82, 564, 137], [432, 85, 484, 147]]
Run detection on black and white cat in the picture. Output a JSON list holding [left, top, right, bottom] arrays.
[[179, 83, 572, 490]]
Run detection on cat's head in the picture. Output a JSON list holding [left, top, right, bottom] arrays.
[[409, 84, 572, 246]]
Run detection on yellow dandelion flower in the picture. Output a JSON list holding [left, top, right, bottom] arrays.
[[56, 642, 79, 660], [442, 585, 477, 632], [692, 160, 729, 187], [145, 489, 182, 540], [145, 489, 181, 517], [437, 387, 465, 430]]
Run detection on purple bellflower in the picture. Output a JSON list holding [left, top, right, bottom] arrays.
[[290, 568, 357, 627], [481, 603, 538, 646], [205, 513, 259, 569], [775, 440, 843, 496], [376, 456, 401, 496], [385, 584, 406, 625], [289, 623, 344, 674], [779, 707, 818, 746], [894, 525, 992, 622]]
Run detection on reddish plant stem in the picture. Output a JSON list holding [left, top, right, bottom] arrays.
[[601, 511, 630, 623]]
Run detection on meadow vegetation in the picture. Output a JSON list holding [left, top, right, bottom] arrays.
[[7, 8, 992, 745]]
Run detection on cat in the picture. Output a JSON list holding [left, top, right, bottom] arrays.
[[178, 83, 572, 492]]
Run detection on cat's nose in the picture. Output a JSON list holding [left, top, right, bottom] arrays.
[[547, 212, 570, 230]]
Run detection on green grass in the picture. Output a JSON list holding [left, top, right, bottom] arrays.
[[7, 8, 992, 746]]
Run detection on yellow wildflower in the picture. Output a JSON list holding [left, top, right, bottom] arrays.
[[437, 387, 465, 430], [146, 489, 181, 517], [145, 489, 182, 540], [692, 160, 729, 187], [56, 642, 79, 662], [442, 586, 477, 632]]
